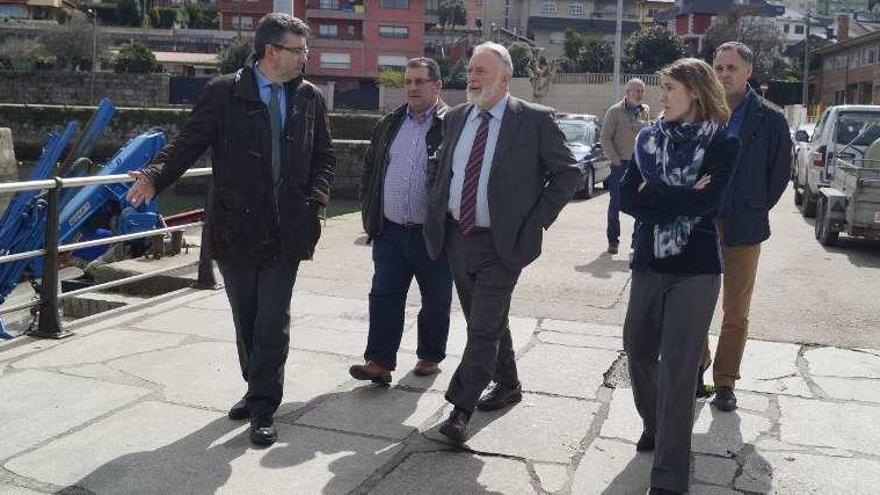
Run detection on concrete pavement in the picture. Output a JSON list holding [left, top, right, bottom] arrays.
[[1, 187, 879, 494]]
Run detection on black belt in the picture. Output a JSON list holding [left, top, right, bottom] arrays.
[[386, 219, 422, 230]]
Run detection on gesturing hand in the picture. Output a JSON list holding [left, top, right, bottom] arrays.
[[126, 171, 157, 207], [693, 175, 711, 190]]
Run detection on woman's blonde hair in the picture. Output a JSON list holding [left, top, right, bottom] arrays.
[[659, 57, 730, 123]]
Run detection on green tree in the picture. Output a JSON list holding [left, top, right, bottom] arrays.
[[114, 42, 156, 73], [375, 69, 404, 87], [39, 16, 105, 70], [116, 0, 142, 27], [700, 7, 784, 81], [438, 0, 467, 29], [0, 38, 48, 71], [624, 26, 686, 73], [437, 55, 467, 88], [218, 37, 252, 74], [563, 28, 587, 64], [506, 41, 534, 78], [183, 3, 219, 29], [578, 37, 613, 72]]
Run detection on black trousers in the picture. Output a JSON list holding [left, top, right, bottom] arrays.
[[444, 221, 521, 413], [219, 259, 299, 416], [624, 268, 720, 492]]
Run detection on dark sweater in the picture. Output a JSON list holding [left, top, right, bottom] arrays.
[[620, 132, 740, 274]]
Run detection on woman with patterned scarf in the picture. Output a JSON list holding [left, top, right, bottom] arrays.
[[619, 57, 740, 495]]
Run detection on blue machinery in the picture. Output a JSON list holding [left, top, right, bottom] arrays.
[[0, 99, 167, 338]]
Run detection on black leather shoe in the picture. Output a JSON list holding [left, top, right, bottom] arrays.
[[477, 383, 523, 411], [228, 398, 249, 421], [636, 430, 655, 452], [249, 414, 277, 446], [607, 242, 619, 254], [439, 408, 470, 444], [712, 386, 738, 411]]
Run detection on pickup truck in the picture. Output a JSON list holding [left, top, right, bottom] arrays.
[[791, 105, 880, 217]]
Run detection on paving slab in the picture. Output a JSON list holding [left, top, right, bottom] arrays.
[[394, 353, 462, 392], [295, 386, 447, 440], [537, 331, 623, 351], [296, 314, 371, 333], [805, 347, 880, 378], [11, 329, 186, 369], [369, 451, 533, 494], [290, 293, 370, 319], [129, 306, 237, 342], [689, 485, 740, 495], [426, 394, 600, 463], [290, 326, 369, 357], [0, 370, 150, 460], [0, 484, 44, 495], [736, 450, 880, 494], [57, 362, 149, 387], [540, 319, 622, 337], [811, 376, 880, 404], [600, 388, 643, 444], [714, 339, 811, 397], [570, 438, 651, 494], [110, 343, 353, 416], [691, 406, 772, 458], [400, 313, 537, 357], [6, 401, 400, 495], [778, 396, 880, 456], [692, 455, 738, 486], [533, 462, 569, 493], [516, 343, 619, 399]]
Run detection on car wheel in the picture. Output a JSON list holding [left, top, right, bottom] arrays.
[[581, 167, 595, 199], [801, 187, 817, 218], [815, 196, 839, 246], [602, 179, 610, 190]]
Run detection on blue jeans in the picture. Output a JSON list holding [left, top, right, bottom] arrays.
[[607, 162, 627, 244], [365, 220, 453, 370]]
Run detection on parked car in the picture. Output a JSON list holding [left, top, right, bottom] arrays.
[[791, 122, 816, 178], [792, 105, 880, 217], [555, 117, 611, 199]]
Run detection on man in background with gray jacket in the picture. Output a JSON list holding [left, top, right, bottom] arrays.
[[599, 78, 650, 254]]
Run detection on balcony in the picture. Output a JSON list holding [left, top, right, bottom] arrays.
[[306, 0, 366, 20]]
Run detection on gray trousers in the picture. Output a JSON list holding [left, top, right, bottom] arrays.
[[444, 222, 521, 413], [624, 268, 720, 493], [219, 259, 299, 417]]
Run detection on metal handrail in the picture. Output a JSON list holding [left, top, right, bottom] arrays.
[[0, 167, 219, 338]]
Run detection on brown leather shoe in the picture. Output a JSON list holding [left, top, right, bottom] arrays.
[[349, 360, 392, 384], [413, 360, 441, 376]]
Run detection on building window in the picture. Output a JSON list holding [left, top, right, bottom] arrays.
[[540, 1, 557, 14], [319, 24, 338, 37], [783, 24, 789, 33], [647, 8, 656, 17], [378, 26, 409, 38], [795, 24, 804, 34], [231, 16, 254, 30], [475, 0, 483, 4], [318, 0, 340, 8], [569, 2, 584, 15], [549, 31, 565, 44], [380, 0, 409, 9], [320, 52, 351, 69], [378, 55, 408, 71]]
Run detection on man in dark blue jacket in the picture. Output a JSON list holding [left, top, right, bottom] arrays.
[[702, 42, 792, 411]]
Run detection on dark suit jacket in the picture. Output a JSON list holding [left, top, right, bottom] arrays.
[[423, 96, 580, 270], [717, 93, 792, 246]]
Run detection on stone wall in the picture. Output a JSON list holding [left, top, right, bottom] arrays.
[[0, 128, 17, 212], [0, 71, 171, 108]]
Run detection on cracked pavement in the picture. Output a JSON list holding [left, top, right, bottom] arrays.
[[1, 187, 879, 494]]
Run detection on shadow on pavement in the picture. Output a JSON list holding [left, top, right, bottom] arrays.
[[576, 252, 630, 279]]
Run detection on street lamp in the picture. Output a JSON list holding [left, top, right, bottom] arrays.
[[87, 9, 97, 104]]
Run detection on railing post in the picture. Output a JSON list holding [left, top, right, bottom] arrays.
[[34, 177, 72, 339], [195, 180, 222, 290]]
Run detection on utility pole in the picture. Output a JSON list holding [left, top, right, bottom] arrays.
[[803, 9, 810, 110], [612, 0, 623, 104]]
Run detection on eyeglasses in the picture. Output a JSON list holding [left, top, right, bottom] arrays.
[[270, 43, 309, 57], [404, 78, 433, 86]]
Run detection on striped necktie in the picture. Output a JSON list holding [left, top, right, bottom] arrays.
[[459, 110, 492, 235]]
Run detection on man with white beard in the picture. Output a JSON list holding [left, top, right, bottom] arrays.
[[422, 42, 581, 443]]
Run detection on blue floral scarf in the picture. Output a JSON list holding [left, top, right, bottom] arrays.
[[633, 118, 720, 259]]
